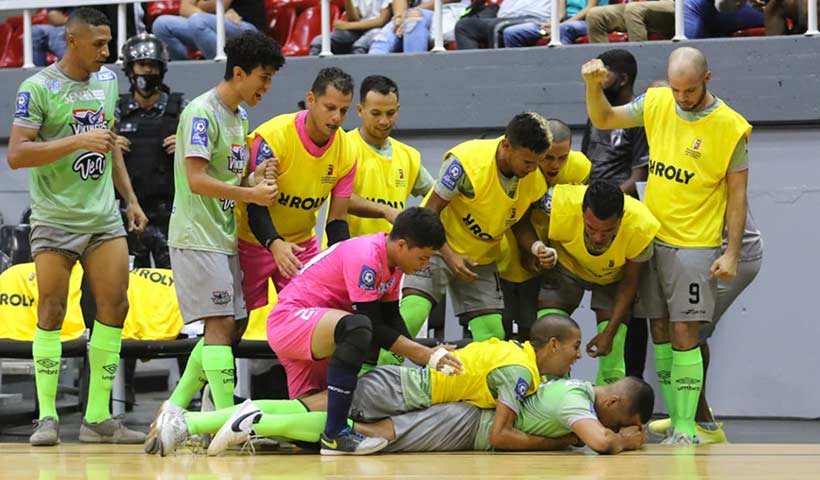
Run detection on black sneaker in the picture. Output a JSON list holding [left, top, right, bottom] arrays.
[[319, 427, 387, 455]]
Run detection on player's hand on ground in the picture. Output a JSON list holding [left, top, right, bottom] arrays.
[[270, 239, 305, 279], [248, 179, 278, 206], [710, 253, 738, 280], [126, 202, 149, 234], [443, 251, 479, 282], [581, 59, 609, 85], [619, 424, 648, 449], [116, 134, 131, 153], [162, 135, 176, 155], [586, 330, 614, 358], [78, 129, 117, 153]]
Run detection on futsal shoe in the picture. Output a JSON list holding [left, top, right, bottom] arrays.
[[320, 428, 388, 455], [145, 401, 185, 454], [695, 423, 728, 444], [30, 416, 59, 446], [207, 399, 262, 456], [660, 431, 700, 445], [649, 417, 673, 437], [157, 406, 190, 456], [79, 417, 146, 444]]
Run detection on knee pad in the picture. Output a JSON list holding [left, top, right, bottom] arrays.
[[331, 314, 373, 369]]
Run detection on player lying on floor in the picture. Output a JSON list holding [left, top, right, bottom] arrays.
[[170, 376, 653, 455]]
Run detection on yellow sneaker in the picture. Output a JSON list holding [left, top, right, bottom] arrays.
[[695, 422, 728, 444], [649, 417, 672, 436]]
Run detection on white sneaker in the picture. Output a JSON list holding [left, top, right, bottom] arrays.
[[144, 401, 185, 455], [158, 406, 190, 457], [661, 431, 700, 445], [207, 399, 262, 457]]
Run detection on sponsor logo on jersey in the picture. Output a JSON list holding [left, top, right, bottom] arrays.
[[220, 198, 236, 211], [14, 92, 30, 118], [95, 70, 116, 82], [211, 290, 231, 305], [190, 117, 209, 147], [73, 151, 106, 181], [0, 293, 35, 307], [358, 265, 377, 291], [648, 160, 695, 185], [229, 144, 247, 174], [255, 138, 274, 166], [462, 213, 493, 240], [71, 106, 107, 135], [132, 269, 174, 287], [515, 377, 529, 401], [441, 160, 464, 191], [377, 277, 395, 295], [46, 79, 62, 93], [364, 197, 405, 210], [277, 194, 327, 211]]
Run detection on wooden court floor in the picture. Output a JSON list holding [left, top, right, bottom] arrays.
[[2, 444, 820, 479]]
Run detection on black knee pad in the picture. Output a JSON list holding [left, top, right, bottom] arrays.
[[330, 314, 373, 369]]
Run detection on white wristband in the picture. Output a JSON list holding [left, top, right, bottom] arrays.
[[531, 240, 546, 256], [248, 172, 257, 187], [428, 347, 454, 375]]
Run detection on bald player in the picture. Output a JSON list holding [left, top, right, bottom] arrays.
[[10, 8, 148, 445], [583, 47, 751, 444], [497, 119, 591, 341]]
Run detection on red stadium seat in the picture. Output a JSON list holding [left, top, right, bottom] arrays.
[[0, 27, 23, 68], [146, 1, 181, 31], [731, 26, 766, 37], [268, 7, 297, 45], [574, 31, 627, 44], [281, 5, 339, 56], [32, 9, 49, 25]]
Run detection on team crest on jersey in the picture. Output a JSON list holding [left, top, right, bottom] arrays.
[[608, 260, 615, 268], [95, 70, 116, 82], [321, 164, 337, 184], [229, 144, 247, 174], [358, 265, 377, 291], [398, 168, 404, 180], [14, 92, 30, 118], [71, 107, 107, 135], [255, 138, 274, 166], [190, 117, 209, 147], [538, 188, 553, 215], [693, 139, 702, 150], [515, 377, 529, 401], [211, 290, 231, 305], [441, 160, 464, 191]]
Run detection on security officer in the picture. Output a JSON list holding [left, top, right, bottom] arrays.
[[115, 33, 184, 268]]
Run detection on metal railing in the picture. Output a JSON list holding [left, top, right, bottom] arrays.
[[0, 0, 816, 66]]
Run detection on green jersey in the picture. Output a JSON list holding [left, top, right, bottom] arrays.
[[474, 378, 597, 450], [168, 89, 249, 254], [13, 64, 122, 233]]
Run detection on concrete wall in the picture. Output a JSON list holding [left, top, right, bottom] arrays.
[[0, 37, 818, 417]]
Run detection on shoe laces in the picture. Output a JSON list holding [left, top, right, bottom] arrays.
[[338, 427, 367, 443], [239, 434, 259, 456]]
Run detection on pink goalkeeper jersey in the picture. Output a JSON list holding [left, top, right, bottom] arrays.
[[277, 233, 402, 310]]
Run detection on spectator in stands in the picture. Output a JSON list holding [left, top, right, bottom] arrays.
[[32, 9, 73, 66], [585, 0, 675, 43], [538, 0, 611, 45], [454, 0, 553, 49], [310, 0, 392, 55], [152, 0, 265, 60], [368, 0, 436, 54], [683, 0, 764, 37], [759, 0, 819, 35], [115, 34, 185, 269]]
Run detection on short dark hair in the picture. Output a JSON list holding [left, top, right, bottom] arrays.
[[311, 67, 354, 97], [622, 377, 655, 424], [360, 75, 399, 102], [547, 118, 572, 144], [530, 313, 580, 350], [223, 31, 285, 81], [389, 207, 446, 250], [582, 180, 625, 220], [505, 112, 551, 154], [66, 7, 111, 29], [598, 49, 638, 88]]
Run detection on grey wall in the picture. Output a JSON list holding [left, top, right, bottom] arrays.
[[0, 38, 818, 417]]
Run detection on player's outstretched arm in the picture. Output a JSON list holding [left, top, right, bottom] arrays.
[[582, 59, 641, 131], [7, 125, 113, 169], [348, 194, 400, 224], [186, 156, 277, 205], [489, 403, 577, 451], [571, 418, 646, 454]]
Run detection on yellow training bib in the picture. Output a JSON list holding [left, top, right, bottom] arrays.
[[435, 138, 546, 265], [643, 87, 751, 247], [549, 185, 660, 284], [346, 129, 423, 236], [498, 150, 591, 282], [235, 112, 357, 245], [122, 268, 183, 341], [430, 338, 541, 408]]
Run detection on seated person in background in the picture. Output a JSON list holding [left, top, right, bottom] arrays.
[[537, 0, 611, 45], [152, 0, 265, 60], [32, 9, 73, 66], [454, 0, 552, 49], [683, 0, 764, 38], [310, 0, 393, 55], [585, 0, 675, 43], [759, 0, 820, 35]]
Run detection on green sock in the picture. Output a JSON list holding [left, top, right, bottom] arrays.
[[672, 347, 703, 437], [253, 412, 329, 442], [468, 313, 504, 341], [202, 345, 236, 410], [654, 342, 674, 421], [85, 321, 123, 423], [184, 399, 308, 435], [33, 327, 62, 420], [537, 308, 569, 318], [595, 321, 627, 386], [366, 295, 435, 372], [169, 338, 207, 409]]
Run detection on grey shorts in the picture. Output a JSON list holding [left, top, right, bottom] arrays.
[[539, 263, 617, 312], [402, 253, 504, 316], [633, 242, 719, 323], [30, 224, 127, 261], [169, 247, 246, 323], [500, 276, 542, 329], [383, 402, 482, 453], [350, 366, 409, 422], [699, 257, 762, 342]]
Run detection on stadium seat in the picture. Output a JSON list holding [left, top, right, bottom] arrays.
[[268, 7, 298, 45], [146, 1, 181, 31], [731, 26, 767, 37], [0, 27, 23, 69], [574, 31, 628, 44], [282, 5, 340, 56]]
